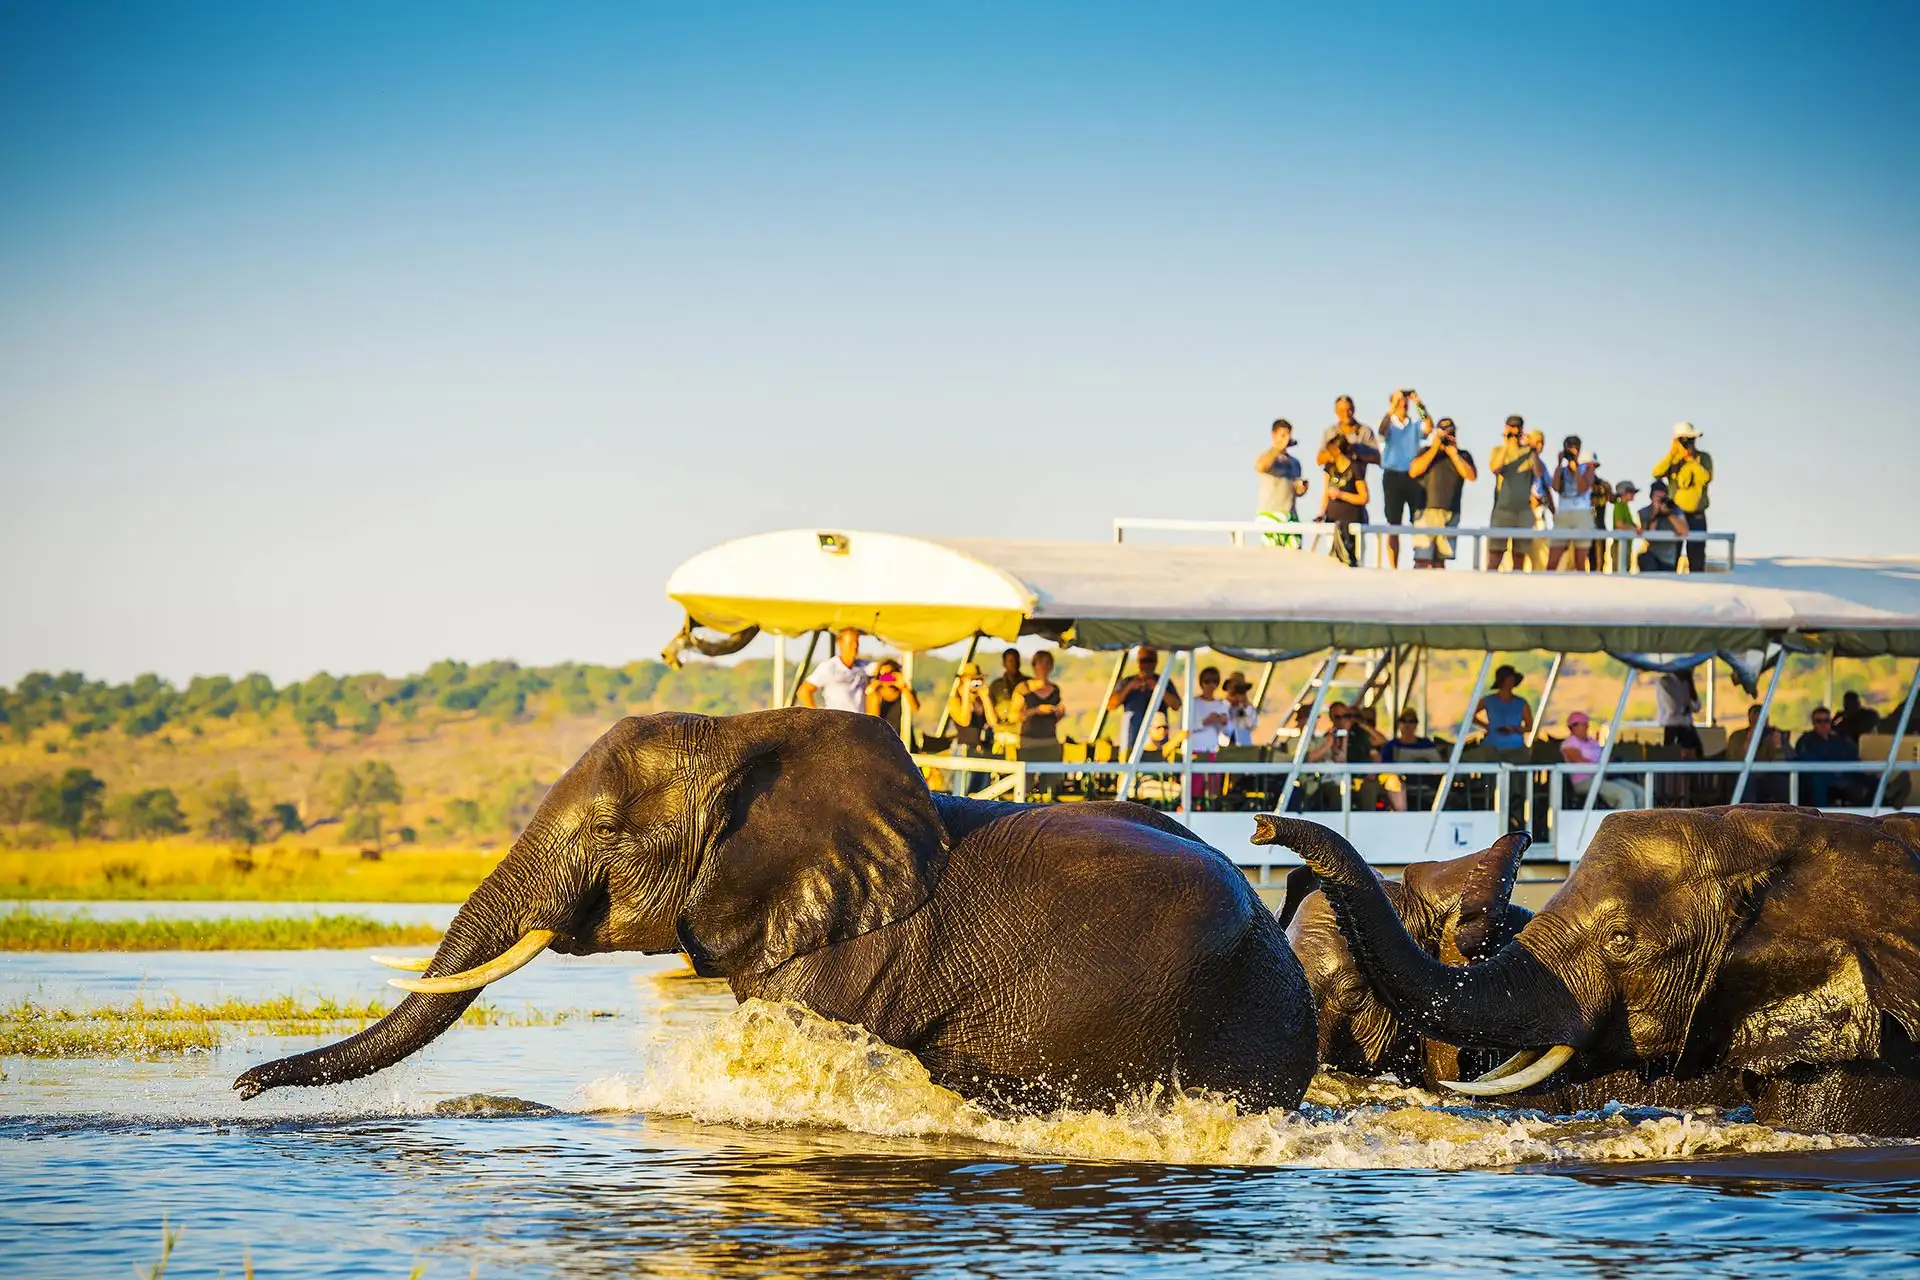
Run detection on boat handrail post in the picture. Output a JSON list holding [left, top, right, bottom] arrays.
[[1730, 650, 1787, 805], [1572, 663, 1639, 854], [1871, 658, 1920, 813], [1179, 649, 1196, 822], [1273, 648, 1342, 817], [1422, 651, 1494, 856]]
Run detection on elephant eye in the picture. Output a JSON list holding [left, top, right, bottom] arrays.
[[1605, 929, 1634, 956], [593, 820, 619, 841]]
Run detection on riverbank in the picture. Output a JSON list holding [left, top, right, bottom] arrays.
[[0, 905, 441, 950], [0, 842, 500, 901]]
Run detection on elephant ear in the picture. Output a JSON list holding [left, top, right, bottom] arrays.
[[678, 707, 948, 978], [1398, 832, 1531, 962], [1276, 867, 1322, 930], [1702, 809, 1920, 1072]]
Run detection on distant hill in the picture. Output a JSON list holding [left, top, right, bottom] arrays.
[[0, 648, 1901, 851]]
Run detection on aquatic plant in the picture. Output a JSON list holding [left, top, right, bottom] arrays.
[[0, 843, 503, 903], [0, 906, 441, 951]]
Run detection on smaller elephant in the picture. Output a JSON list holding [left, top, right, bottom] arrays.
[[1279, 833, 1532, 1089], [236, 709, 1318, 1111], [1259, 807, 1920, 1137]]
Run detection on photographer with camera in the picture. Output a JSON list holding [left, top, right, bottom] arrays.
[[1546, 435, 1597, 571], [865, 658, 922, 743], [943, 661, 999, 795], [1487, 415, 1545, 570], [1652, 422, 1714, 572], [1376, 388, 1433, 567], [1407, 415, 1476, 569], [1636, 480, 1692, 572]]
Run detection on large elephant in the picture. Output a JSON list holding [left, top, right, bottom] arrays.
[[1279, 834, 1532, 1088], [236, 709, 1317, 1110], [1257, 807, 1920, 1136]]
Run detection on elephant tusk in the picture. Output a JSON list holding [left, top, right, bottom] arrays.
[[387, 930, 556, 995], [1474, 1047, 1545, 1082], [1440, 1044, 1575, 1097], [370, 954, 433, 972]]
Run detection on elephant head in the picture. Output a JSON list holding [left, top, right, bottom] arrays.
[[1259, 807, 1920, 1097], [1275, 832, 1532, 1083], [235, 708, 946, 1099]]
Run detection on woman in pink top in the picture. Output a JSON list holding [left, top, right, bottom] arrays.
[[1560, 710, 1645, 810]]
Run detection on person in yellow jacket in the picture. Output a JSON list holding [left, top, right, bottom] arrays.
[[1652, 422, 1713, 572]]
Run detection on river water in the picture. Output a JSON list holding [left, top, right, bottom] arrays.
[[3, 903, 1919, 1277]]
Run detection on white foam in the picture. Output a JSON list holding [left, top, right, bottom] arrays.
[[580, 999, 1866, 1170]]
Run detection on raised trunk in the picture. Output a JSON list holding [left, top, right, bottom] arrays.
[[1255, 817, 1586, 1050], [232, 866, 531, 1099]]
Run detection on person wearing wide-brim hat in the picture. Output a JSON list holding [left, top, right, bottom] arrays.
[[1473, 663, 1534, 751], [1652, 422, 1714, 573]]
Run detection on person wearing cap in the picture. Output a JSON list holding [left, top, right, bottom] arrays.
[[1652, 422, 1714, 572], [1607, 479, 1641, 571], [1637, 480, 1691, 572], [1547, 434, 1597, 571], [943, 659, 999, 795], [1108, 645, 1181, 754], [1560, 710, 1645, 810], [1473, 664, 1533, 750], [1408, 415, 1476, 569], [1376, 388, 1433, 567], [1487, 416, 1545, 570]]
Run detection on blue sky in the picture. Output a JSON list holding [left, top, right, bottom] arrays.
[[2, 2, 1917, 684]]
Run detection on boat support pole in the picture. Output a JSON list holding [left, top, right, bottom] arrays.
[[1871, 659, 1920, 813], [1526, 653, 1564, 747], [1274, 649, 1342, 818], [1088, 650, 1130, 746], [1118, 653, 1176, 802], [1179, 650, 1196, 822], [933, 634, 981, 738], [1422, 652, 1494, 857], [772, 634, 785, 712], [1730, 651, 1787, 806], [785, 630, 823, 708], [1571, 666, 1638, 856]]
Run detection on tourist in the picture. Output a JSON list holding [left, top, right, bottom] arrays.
[[1317, 394, 1381, 467], [1546, 435, 1596, 571], [797, 627, 870, 712], [1837, 690, 1881, 741], [1525, 429, 1555, 570], [1185, 665, 1233, 799], [1222, 672, 1259, 745], [1561, 710, 1645, 810], [1652, 422, 1714, 573], [1304, 701, 1379, 809], [1795, 706, 1866, 807], [1014, 649, 1068, 747], [1319, 431, 1371, 566], [1109, 646, 1181, 754], [1607, 479, 1641, 572], [1254, 418, 1309, 547], [1378, 709, 1441, 811], [1487, 416, 1544, 571], [865, 658, 921, 742], [1377, 388, 1433, 567], [1728, 702, 1791, 802], [1474, 664, 1533, 750], [1655, 668, 1704, 754], [988, 648, 1028, 727], [943, 661, 997, 795], [1408, 416, 1477, 569], [1637, 481, 1691, 572]]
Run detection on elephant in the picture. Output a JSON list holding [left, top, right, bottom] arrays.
[[235, 708, 1318, 1111], [1278, 833, 1533, 1089], [1256, 807, 1920, 1137]]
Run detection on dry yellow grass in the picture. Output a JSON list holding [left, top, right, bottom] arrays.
[[0, 841, 502, 902]]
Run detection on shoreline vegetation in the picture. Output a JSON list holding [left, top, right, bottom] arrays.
[[1, 994, 619, 1057], [0, 906, 443, 951], [0, 843, 502, 902]]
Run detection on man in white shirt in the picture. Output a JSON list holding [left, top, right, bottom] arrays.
[[798, 628, 870, 712], [1186, 666, 1233, 753]]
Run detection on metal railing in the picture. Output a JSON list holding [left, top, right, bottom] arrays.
[[1112, 517, 1737, 572]]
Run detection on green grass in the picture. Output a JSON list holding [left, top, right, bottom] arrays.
[[0, 905, 442, 951], [0, 994, 619, 1057]]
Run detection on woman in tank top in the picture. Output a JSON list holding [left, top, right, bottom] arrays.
[[1473, 664, 1534, 751], [1015, 649, 1067, 744]]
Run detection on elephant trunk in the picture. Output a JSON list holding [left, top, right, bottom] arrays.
[[1254, 816, 1586, 1051], [233, 854, 550, 1099]]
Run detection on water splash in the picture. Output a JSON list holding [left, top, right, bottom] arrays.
[[582, 998, 1866, 1170]]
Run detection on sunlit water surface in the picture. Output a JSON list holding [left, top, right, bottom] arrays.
[[4, 902, 1919, 1278]]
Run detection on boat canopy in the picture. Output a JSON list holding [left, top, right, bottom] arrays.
[[666, 529, 1920, 657]]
